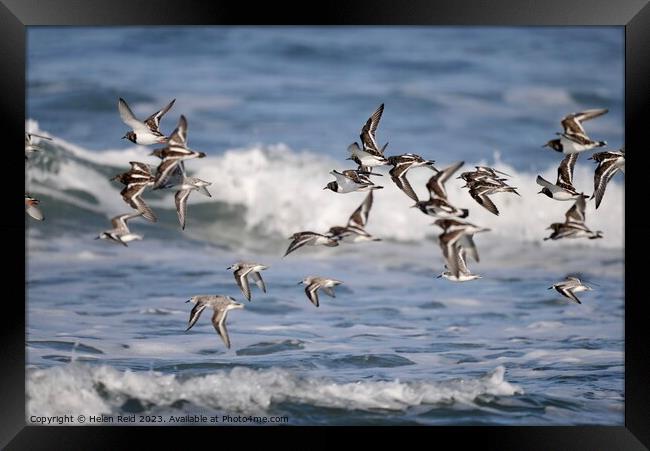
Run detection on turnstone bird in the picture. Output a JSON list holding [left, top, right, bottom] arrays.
[[152, 115, 206, 189], [323, 169, 383, 193], [118, 97, 176, 145], [474, 166, 510, 177], [543, 108, 608, 154], [413, 161, 468, 218], [327, 191, 381, 243], [458, 166, 510, 183], [387, 153, 438, 202], [590, 148, 625, 209], [544, 196, 603, 240], [25, 132, 52, 160], [299, 276, 343, 308], [466, 180, 519, 216], [111, 162, 157, 222], [436, 246, 482, 282], [347, 142, 389, 171], [174, 177, 212, 230], [536, 154, 586, 201], [284, 232, 339, 257], [346, 104, 390, 170], [95, 212, 144, 246], [110, 161, 154, 185], [227, 262, 268, 301], [25, 194, 44, 221], [548, 276, 592, 304], [185, 295, 244, 349]]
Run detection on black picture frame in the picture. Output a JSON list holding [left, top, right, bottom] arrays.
[[3, 0, 648, 448]]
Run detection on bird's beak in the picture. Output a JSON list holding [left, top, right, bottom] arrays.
[[542, 143, 548, 148], [410, 204, 418, 208], [94, 236, 100, 240], [436, 274, 443, 279], [345, 157, 353, 161], [121, 135, 127, 140], [148, 151, 156, 156], [297, 281, 303, 285], [537, 190, 544, 194], [185, 299, 191, 303], [323, 186, 328, 190]]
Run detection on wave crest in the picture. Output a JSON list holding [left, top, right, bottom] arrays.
[[25, 121, 623, 248], [27, 363, 523, 417]]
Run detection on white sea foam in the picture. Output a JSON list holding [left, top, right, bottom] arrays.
[[26, 120, 624, 248], [27, 363, 522, 417]]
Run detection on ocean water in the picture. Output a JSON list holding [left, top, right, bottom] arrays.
[[25, 27, 624, 425]]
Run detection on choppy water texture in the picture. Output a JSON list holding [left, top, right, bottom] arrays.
[[26, 27, 624, 425]]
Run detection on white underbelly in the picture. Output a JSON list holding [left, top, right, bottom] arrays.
[[137, 133, 163, 145], [560, 136, 589, 153], [120, 233, 143, 242]]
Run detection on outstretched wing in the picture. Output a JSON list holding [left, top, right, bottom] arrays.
[[174, 189, 191, 230], [110, 211, 143, 231], [565, 196, 586, 224], [556, 286, 582, 304], [360, 103, 384, 153], [186, 302, 207, 331], [390, 173, 419, 202], [459, 234, 479, 263], [556, 153, 578, 188], [454, 246, 470, 274], [305, 284, 320, 307], [143, 98, 176, 132], [561, 108, 608, 137], [167, 115, 188, 147], [592, 160, 620, 209], [129, 161, 153, 175], [154, 158, 183, 190], [212, 309, 232, 348], [426, 161, 464, 200], [122, 183, 156, 223], [234, 267, 252, 301], [118, 98, 147, 132], [439, 229, 465, 278], [25, 205, 44, 221], [347, 191, 374, 229], [250, 271, 267, 293], [284, 233, 317, 257], [469, 187, 499, 216]]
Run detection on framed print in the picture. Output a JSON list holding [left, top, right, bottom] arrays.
[[2, 0, 649, 448]]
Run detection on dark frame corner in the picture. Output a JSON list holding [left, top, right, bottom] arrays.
[[3, 0, 648, 448]]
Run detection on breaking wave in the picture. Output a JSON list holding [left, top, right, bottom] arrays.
[[25, 120, 623, 248], [27, 363, 522, 418]]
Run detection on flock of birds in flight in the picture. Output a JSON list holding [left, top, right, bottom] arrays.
[[25, 100, 624, 349]]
